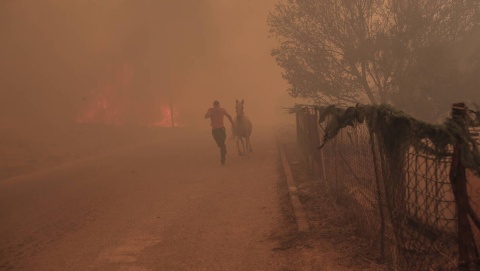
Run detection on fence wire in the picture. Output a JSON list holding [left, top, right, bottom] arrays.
[[295, 103, 480, 270]]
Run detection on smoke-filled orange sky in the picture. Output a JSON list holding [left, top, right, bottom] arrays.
[[0, 0, 292, 130]]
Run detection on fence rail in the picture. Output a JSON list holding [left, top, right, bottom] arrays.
[[294, 103, 480, 270]]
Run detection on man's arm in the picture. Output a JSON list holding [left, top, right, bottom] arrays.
[[225, 112, 234, 125], [204, 108, 212, 119]]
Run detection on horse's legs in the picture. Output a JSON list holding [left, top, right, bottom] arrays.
[[235, 137, 242, 156], [240, 137, 246, 156], [242, 136, 249, 158], [246, 136, 253, 152]]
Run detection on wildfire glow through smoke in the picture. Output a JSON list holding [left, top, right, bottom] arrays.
[[151, 105, 180, 127], [76, 63, 181, 127]]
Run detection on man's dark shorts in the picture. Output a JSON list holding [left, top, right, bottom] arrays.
[[212, 127, 226, 149]]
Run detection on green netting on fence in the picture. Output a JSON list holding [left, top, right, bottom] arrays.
[[316, 104, 480, 176]]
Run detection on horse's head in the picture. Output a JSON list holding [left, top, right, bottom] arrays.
[[235, 99, 244, 117]]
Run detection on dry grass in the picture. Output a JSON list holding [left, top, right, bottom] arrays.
[[277, 124, 387, 271], [277, 123, 469, 271]]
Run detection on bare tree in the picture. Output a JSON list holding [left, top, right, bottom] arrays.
[[269, 0, 480, 118]]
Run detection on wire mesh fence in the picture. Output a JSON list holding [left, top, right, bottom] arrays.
[[294, 103, 480, 270]]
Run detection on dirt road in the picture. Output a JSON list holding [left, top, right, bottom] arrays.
[[0, 126, 300, 271]]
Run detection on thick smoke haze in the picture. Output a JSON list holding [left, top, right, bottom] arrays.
[[0, 0, 290, 131]]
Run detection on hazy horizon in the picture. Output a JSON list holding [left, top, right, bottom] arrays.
[[1, 0, 294, 132]]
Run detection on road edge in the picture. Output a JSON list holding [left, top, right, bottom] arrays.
[[276, 132, 310, 233]]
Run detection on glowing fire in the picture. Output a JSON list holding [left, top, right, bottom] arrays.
[[76, 63, 133, 126], [76, 62, 182, 127], [151, 105, 181, 127]]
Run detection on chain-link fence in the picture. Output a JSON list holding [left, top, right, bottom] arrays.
[[295, 103, 480, 270]]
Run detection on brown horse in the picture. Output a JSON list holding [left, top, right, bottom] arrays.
[[232, 99, 253, 156]]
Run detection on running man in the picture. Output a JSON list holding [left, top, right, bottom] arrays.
[[205, 100, 234, 165]]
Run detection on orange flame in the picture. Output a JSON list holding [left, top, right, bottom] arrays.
[[151, 104, 181, 127], [76, 62, 182, 127], [76, 63, 133, 126]]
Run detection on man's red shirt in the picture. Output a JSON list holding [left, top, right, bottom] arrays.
[[206, 108, 228, 129]]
